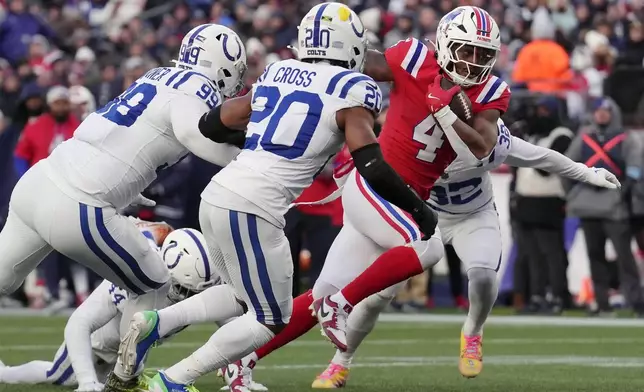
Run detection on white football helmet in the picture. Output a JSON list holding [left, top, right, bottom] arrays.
[[174, 24, 247, 97], [435, 6, 501, 87], [161, 228, 218, 302], [297, 2, 367, 72]]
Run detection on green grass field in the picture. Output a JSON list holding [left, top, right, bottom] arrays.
[[1, 314, 644, 392]]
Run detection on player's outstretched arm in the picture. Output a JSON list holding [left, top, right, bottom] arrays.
[[338, 106, 437, 237], [363, 49, 394, 82], [505, 136, 621, 189], [171, 96, 243, 167]]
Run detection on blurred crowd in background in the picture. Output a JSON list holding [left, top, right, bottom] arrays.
[[0, 0, 644, 317]]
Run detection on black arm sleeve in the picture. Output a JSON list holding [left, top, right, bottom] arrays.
[[351, 143, 425, 215], [198, 105, 246, 148]]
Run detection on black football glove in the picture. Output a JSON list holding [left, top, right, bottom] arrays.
[[411, 202, 438, 240]]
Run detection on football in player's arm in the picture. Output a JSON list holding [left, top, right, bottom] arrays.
[[363, 48, 498, 162]]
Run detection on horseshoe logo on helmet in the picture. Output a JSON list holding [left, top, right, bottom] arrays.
[[219, 33, 242, 62]]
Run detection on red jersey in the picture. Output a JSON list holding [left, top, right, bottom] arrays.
[[14, 113, 80, 167], [379, 38, 511, 199]]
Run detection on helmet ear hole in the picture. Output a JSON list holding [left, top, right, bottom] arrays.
[[222, 69, 232, 77]]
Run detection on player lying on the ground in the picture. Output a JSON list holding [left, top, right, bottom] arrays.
[[0, 226, 246, 392], [0, 23, 246, 354]]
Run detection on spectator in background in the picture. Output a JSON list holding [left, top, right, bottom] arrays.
[[13, 85, 84, 311], [550, 0, 579, 37], [566, 98, 644, 317], [90, 63, 122, 109], [571, 30, 616, 98], [512, 7, 573, 93], [514, 97, 573, 314], [615, 20, 644, 66], [14, 86, 78, 174], [0, 0, 56, 66], [383, 11, 415, 49], [624, 127, 644, 258], [69, 85, 96, 121]]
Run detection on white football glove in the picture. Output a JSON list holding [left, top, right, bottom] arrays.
[[130, 194, 157, 207], [587, 167, 621, 189]]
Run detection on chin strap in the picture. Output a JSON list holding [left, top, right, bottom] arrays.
[[287, 45, 299, 57]]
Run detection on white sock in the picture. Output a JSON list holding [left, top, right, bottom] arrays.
[[0, 361, 52, 384], [331, 291, 392, 367], [164, 313, 274, 385], [462, 267, 498, 336], [158, 284, 244, 338]]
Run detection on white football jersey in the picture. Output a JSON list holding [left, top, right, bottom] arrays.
[[43, 67, 223, 209], [203, 59, 382, 227], [428, 119, 513, 214]]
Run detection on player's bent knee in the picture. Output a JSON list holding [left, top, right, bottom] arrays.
[[467, 267, 497, 287], [239, 313, 279, 344], [411, 237, 444, 270]]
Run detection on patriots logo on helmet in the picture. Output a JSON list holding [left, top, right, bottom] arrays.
[[470, 8, 492, 38]]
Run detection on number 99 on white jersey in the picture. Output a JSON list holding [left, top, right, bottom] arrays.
[[207, 59, 382, 225]]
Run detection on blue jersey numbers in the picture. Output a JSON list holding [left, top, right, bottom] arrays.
[[107, 283, 127, 306], [432, 177, 483, 206], [245, 85, 323, 159], [97, 82, 157, 127], [364, 83, 382, 113], [196, 83, 219, 109]]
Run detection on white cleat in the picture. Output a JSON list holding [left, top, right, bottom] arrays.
[[219, 358, 267, 392], [118, 311, 161, 377], [75, 381, 105, 392], [311, 296, 351, 352]]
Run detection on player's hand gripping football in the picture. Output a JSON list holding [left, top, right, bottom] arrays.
[[425, 75, 462, 114], [587, 167, 621, 189], [411, 200, 438, 240]]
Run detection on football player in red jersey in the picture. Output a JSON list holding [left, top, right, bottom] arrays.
[[310, 5, 510, 380], [217, 6, 509, 389]]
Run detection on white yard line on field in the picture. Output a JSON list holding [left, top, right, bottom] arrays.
[[252, 355, 644, 370], [1, 312, 644, 334], [1, 337, 643, 352]]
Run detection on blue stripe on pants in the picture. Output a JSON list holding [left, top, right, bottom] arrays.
[[94, 207, 165, 290], [247, 214, 283, 325], [229, 210, 265, 322], [79, 204, 144, 295], [46, 346, 68, 378], [53, 365, 74, 385]]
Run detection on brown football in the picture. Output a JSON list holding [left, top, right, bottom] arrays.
[[439, 77, 474, 126]]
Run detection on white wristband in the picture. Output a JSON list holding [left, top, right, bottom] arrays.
[[434, 106, 458, 129]]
